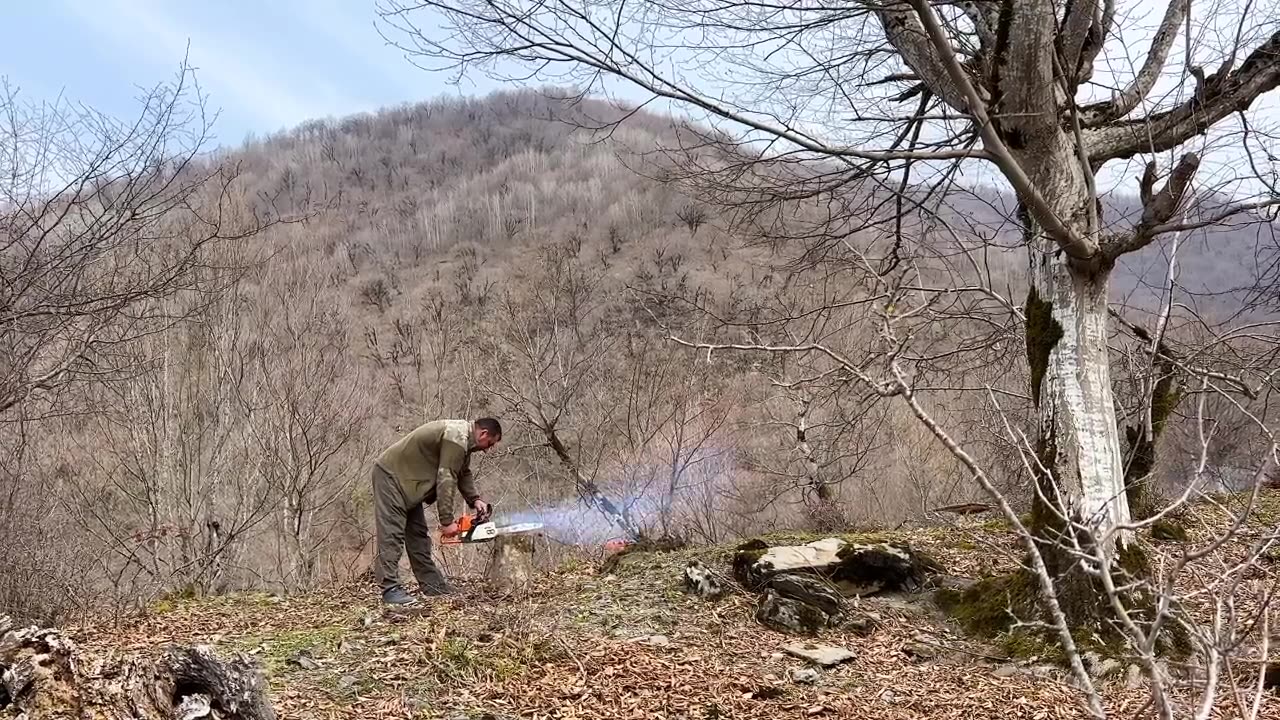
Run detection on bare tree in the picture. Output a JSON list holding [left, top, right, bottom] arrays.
[[0, 63, 275, 421], [377, 0, 1280, 608], [474, 238, 646, 539], [0, 62, 281, 621], [65, 289, 278, 604], [240, 277, 375, 591]]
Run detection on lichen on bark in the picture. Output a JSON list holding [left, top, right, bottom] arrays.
[[1009, 277, 1188, 658]]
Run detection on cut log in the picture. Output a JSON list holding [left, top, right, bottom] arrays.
[[0, 616, 275, 719], [484, 532, 538, 596]]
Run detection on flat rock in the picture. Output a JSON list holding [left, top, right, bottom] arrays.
[[734, 537, 941, 595], [759, 538, 846, 572], [630, 634, 671, 648], [781, 641, 856, 667], [903, 641, 939, 661]]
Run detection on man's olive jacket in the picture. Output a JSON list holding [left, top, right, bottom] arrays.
[[375, 419, 480, 525]]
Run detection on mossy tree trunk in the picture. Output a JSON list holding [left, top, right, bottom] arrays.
[[1023, 195, 1138, 626]]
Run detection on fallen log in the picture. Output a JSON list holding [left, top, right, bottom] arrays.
[[0, 615, 275, 720]]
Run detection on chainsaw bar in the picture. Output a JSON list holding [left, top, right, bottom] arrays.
[[442, 520, 545, 544], [495, 522, 544, 535]]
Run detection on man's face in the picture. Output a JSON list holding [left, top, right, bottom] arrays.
[[474, 429, 500, 452]]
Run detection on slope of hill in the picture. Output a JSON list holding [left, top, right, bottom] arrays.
[[21, 489, 1272, 720]]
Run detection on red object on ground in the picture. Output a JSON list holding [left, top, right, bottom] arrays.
[[603, 539, 631, 554]]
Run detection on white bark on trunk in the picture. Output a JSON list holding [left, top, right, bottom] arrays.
[[1032, 248, 1133, 554]]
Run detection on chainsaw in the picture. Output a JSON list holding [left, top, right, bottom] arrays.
[[440, 505, 543, 544]]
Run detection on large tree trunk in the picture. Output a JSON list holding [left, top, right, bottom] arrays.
[[1023, 191, 1136, 624]]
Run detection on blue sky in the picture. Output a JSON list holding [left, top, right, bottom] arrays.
[[0, 0, 528, 149]]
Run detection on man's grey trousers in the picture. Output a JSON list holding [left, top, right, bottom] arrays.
[[371, 463, 449, 593]]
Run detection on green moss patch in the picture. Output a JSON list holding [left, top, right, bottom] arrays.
[[936, 571, 1039, 638], [936, 542, 1192, 666], [1024, 286, 1063, 407]]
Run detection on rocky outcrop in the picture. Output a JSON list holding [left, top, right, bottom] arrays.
[[733, 537, 942, 635], [756, 588, 833, 634]]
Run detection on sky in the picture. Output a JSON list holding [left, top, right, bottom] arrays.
[[0, 0, 526, 149], [1, 1, 1275, 200]]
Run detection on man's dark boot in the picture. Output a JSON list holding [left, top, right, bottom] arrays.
[[382, 585, 418, 605]]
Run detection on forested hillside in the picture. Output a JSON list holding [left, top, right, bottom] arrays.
[[4, 85, 1277, 627]]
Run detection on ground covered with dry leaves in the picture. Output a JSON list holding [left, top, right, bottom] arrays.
[[67, 496, 1280, 720]]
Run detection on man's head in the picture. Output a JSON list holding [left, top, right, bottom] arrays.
[[472, 417, 502, 452]]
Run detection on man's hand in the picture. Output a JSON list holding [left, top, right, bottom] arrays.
[[440, 521, 461, 538], [473, 499, 491, 523]]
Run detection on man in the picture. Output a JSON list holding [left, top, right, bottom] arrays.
[[370, 417, 502, 604]]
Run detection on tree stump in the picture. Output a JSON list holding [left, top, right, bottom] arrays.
[[0, 616, 275, 719], [484, 533, 538, 596]]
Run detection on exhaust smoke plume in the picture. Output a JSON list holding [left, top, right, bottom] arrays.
[[494, 448, 737, 546]]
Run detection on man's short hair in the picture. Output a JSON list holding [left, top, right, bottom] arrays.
[[474, 417, 502, 438]]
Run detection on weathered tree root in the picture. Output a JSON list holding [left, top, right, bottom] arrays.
[[1, 615, 275, 720]]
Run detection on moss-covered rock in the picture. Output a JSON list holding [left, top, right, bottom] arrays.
[[755, 588, 831, 635], [935, 571, 1040, 638], [731, 536, 941, 595], [731, 538, 771, 589], [767, 573, 846, 617]]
